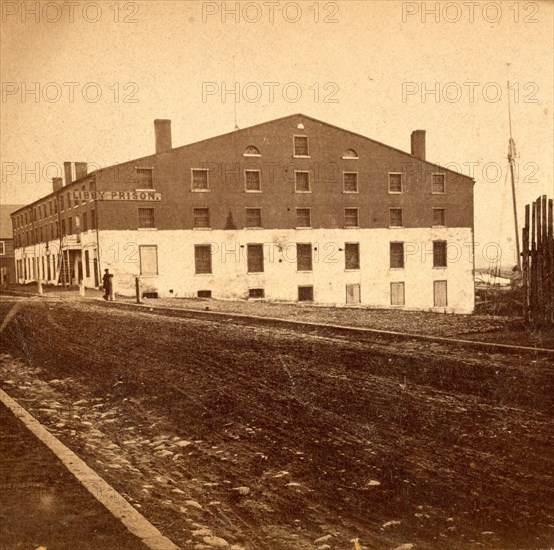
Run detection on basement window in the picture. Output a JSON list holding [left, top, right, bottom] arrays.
[[248, 288, 265, 298], [298, 285, 314, 302], [197, 290, 212, 298]]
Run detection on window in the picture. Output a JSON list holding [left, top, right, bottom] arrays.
[[247, 244, 264, 273], [296, 208, 311, 228], [346, 284, 361, 304], [389, 208, 403, 227], [81, 185, 86, 203], [61, 219, 66, 235], [137, 168, 154, 189], [54, 200, 58, 214], [390, 242, 404, 268], [243, 145, 260, 156], [197, 290, 212, 298], [295, 171, 310, 192], [67, 217, 73, 234], [343, 172, 358, 193], [245, 208, 262, 228], [139, 208, 155, 228], [390, 282, 405, 305], [82, 212, 88, 232], [193, 208, 210, 228], [297, 243, 313, 271], [67, 192, 72, 208], [389, 173, 402, 193], [194, 245, 212, 274], [91, 209, 96, 230], [434, 280, 448, 307], [248, 288, 265, 298], [345, 243, 360, 270], [245, 170, 261, 191], [192, 169, 209, 191], [432, 173, 445, 193], [432, 208, 445, 226], [59, 195, 64, 211], [0, 241, 5, 255], [293, 136, 309, 157], [139, 245, 158, 276], [75, 215, 80, 231], [344, 208, 359, 228], [342, 149, 358, 159], [433, 240, 447, 267], [298, 286, 314, 302]]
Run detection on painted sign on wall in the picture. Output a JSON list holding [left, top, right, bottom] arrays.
[[72, 191, 161, 201]]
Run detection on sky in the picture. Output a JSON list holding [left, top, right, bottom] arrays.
[[1, 0, 552, 268]]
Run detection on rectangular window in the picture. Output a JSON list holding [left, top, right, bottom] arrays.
[[248, 288, 265, 298], [245, 170, 261, 192], [389, 208, 403, 227], [193, 208, 210, 228], [389, 173, 402, 193], [296, 243, 313, 271], [54, 200, 58, 214], [433, 240, 447, 267], [137, 168, 154, 189], [67, 192, 72, 208], [432, 173, 446, 193], [197, 290, 212, 298], [194, 245, 212, 274], [298, 285, 314, 302], [344, 208, 359, 228], [0, 241, 5, 255], [296, 208, 311, 228], [346, 283, 361, 304], [138, 208, 155, 228], [390, 282, 405, 305], [61, 219, 66, 235], [67, 217, 73, 234], [59, 195, 64, 211], [390, 242, 404, 268], [434, 280, 448, 307], [139, 245, 158, 276], [49, 202, 53, 216], [75, 215, 80, 231], [81, 185, 86, 203], [82, 212, 88, 232], [343, 172, 358, 193], [295, 171, 310, 192], [293, 136, 309, 157], [247, 244, 264, 273], [432, 208, 446, 226], [345, 243, 360, 270], [192, 169, 209, 191], [91, 209, 96, 230], [245, 208, 262, 228]]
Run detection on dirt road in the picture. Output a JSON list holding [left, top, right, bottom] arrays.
[[1, 297, 553, 549]]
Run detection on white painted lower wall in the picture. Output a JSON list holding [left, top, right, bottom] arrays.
[[95, 227, 475, 313]]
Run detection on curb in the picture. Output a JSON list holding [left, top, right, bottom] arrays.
[[0, 388, 180, 550]]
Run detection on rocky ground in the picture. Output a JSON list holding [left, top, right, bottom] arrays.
[[0, 296, 553, 549]]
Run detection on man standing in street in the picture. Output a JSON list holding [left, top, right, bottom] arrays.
[[102, 268, 114, 301]]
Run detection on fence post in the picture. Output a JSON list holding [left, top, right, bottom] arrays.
[[135, 277, 142, 304]]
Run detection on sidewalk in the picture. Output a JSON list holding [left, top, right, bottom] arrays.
[[0, 401, 151, 550]]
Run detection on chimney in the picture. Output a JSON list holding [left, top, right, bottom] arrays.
[[411, 130, 426, 161], [75, 162, 87, 180], [154, 119, 172, 154], [64, 161, 73, 186], [52, 177, 63, 192]]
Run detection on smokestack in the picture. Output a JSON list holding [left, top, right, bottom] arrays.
[[75, 162, 87, 180], [411, 130, 426, 161], [64, 161, 73, 186], [154, 119, 172, 154], [52, 177, 63, 192]]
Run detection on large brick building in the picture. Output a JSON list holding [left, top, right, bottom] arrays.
[[12, 114, 475, 312]]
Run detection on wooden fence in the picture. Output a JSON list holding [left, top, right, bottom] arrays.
[[522, 195, 554, 325]]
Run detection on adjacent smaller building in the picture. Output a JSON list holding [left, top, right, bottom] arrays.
[[0, 204, 24, 287]]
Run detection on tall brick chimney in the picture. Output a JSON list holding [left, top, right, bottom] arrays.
[[411, 130, 426, 161], [154, 119, 172, 154], [64, 161, 73, 186], [75, 162, 87, 180], [52, 177, 63, 192]]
